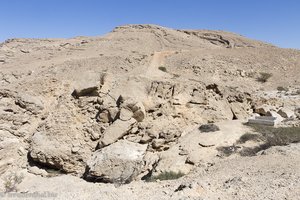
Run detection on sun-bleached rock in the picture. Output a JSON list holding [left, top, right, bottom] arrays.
[[278, 108, 295, 119], [98, 118, 136, 147], [71, 71, 100, 98], [119, 107, 133, 121], [15, 93, 44, 114], [86, 140, 147, 183]]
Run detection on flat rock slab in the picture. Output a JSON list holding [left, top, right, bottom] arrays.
[[99, 118, 136, 147]]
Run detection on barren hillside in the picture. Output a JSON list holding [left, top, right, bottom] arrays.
[[0, 24, 299, 199]]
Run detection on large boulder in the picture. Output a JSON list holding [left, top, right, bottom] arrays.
[[86, 140, 147, 183], [0, 129, 26, 175], [71, 71, 100, 98], [98, 118, 136, 147], [29, 132, 91, 174], [28, 98, 96, 174]]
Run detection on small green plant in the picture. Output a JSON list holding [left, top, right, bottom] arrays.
[[147, 171, 185, 182], [199, 123, 220, 132], [237, 132, 263, 144], [173, 74, 180, 78], [257, 72, 272, 83], [158, 66, 167, 72], [99, 72, 107, 85], [3, 172, 24, 192], [277, 86, 288, 92], [216, 145, 241, 157]]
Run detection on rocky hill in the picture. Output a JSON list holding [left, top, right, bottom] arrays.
[[0, 24, 299, 199]]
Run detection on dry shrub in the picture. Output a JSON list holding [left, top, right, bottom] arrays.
[[257, 72, 272, 83]]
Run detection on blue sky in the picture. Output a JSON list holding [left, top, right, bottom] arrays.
[[0, 0, 299, 49]]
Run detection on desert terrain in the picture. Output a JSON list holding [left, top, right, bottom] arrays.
[[0, 24, 299, 199]]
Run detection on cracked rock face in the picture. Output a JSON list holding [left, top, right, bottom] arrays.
[[29, 131, 92, 174]]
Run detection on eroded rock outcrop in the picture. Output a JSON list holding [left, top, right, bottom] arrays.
[[29, 130, 93, 174], [1, 24, 299, 194]]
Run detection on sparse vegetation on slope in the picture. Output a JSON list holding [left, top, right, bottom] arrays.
[[3, 172, 24, 192], [257, 72, 272, 83], [158, 66, 167, 72], [218, 124, 300, 157], [245, 124, 300, 146], [277, 86, 288, 92], [146, 171, 185, 182], [199, 124, 220, 132]]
